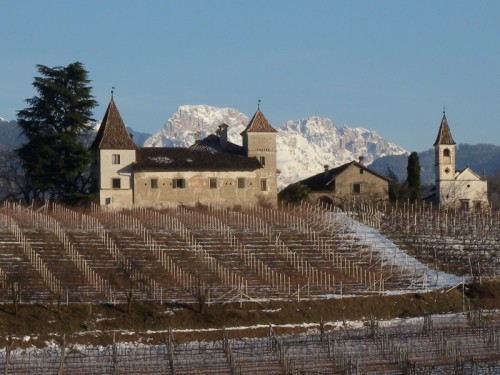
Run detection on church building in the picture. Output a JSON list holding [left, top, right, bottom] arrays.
[[433, 112, 488, 211], [90, 99, 278, 208]]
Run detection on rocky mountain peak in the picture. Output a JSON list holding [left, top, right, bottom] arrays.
[[145, 105, 407, 188]]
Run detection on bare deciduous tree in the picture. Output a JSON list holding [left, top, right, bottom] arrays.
[[0, 150, 30, 201]]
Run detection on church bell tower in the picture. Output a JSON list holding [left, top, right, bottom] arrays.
[[433, 111, 456, 205]]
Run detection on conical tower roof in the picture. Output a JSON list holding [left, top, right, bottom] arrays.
[[433, 112, 456, 146], [91, 99, 138, 150], [241, 110, 277, 134]]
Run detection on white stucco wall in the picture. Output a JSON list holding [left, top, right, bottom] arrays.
[[98, 149, 136, 207]]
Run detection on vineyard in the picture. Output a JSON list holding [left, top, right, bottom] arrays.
[[1, 200, 491, 305], [1, 311, 499, 374], [0, 200, 499, 373]]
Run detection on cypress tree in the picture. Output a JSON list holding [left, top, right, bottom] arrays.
[[406, 152, 421, 201]]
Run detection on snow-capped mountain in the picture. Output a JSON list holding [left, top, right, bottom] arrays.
[[146, 105, 248, 147], [145, 105, 407, 188], [277, 117, 407, 187]]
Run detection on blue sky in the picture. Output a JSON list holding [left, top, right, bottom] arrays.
[[1, 1, 499, 152]]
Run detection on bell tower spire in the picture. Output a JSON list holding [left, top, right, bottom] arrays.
[[434, 111, 456, 205]]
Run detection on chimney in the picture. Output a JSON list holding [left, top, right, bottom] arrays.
[[358, 156, 365, 165], [194, 131, 201, 143], [218, 123, 228, 150], [324, 164, 329, 177]]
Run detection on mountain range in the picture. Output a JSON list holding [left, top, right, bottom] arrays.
[[144, 105, 407, 188], [3, 106, 499, 189]]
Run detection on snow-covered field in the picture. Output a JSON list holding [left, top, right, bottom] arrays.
[[1, 310, 499, 374], [331, 211, 464, 291]]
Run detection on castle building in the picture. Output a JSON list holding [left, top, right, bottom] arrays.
[[90, 99, 278, 208], [433, 112, 488, 210]]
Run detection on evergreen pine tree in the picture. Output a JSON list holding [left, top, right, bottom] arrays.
[[406, 152, 421, 201], [16, 62, 97, 203]]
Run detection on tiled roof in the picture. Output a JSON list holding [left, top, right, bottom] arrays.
[[134, 147, 262, 172], [433, 113, 456, 146], [241, 110, 277, 134], [189, 134, 245, 155], [91, 99, 138, 150], [299, 161, 391, 191]]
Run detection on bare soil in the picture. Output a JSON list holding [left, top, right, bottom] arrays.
[[0, 281, 498, 347]]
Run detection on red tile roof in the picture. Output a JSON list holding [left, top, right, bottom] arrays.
[[241, 110, 277, 134], [91, 99, 138, 150]]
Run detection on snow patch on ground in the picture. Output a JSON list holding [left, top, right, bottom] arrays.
[[329, 212, 464, 290]]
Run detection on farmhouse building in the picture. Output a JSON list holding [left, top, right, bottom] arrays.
[[283, 158, 390, 206], [90, 99, 278, 208], [432, 112, 489, 210]]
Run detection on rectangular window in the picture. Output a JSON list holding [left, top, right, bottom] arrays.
[[360, 169, 364, 175], [259, 156, 266, 167], [474, 201, 482, 211], [112, 178, 121, 189], [173, 178, 186, 189], [151, 178, 158, 189], [112, 154, 120, 164], [460, 200, 470, 211], [260, 179, 268, 191], [237, 178, 245, 189], [353, 183, 361, 194], [209, 178, 217, 189]]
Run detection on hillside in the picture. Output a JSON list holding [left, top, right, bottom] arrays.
[[370, 144, 500, 184], [0, 118, 24, 150]]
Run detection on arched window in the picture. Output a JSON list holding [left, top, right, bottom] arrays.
[[443, 148, 451, 163]]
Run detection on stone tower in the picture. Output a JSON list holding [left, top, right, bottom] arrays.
[[241, 108, 278, 206], [90, 98, 138, 207], [433, 111, 456, 205]]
